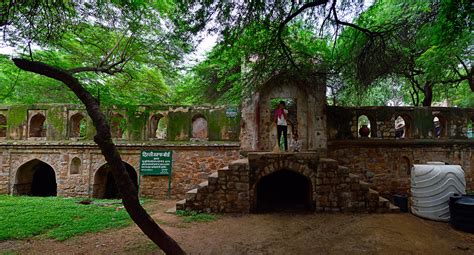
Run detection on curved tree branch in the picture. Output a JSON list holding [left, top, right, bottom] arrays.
[[12, 58, 186, 255], [330, 1, 373, 36]]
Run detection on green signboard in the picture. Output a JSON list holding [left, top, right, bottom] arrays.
[[140, 150, 173, 176], [226, 106, 238, 118]]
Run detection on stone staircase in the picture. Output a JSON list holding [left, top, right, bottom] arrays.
[[177, 155, 398, 213]]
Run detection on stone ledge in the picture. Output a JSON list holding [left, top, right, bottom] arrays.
[[329, 139, 474, 148], [0, 141, 240, 149]]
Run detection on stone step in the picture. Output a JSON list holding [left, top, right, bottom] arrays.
[[199, 181, 209, 188], [319, 158, 339, 171], [389, 203, 401, 213], [359, 180, 370, 192], [208, 172, 219, 185], [378, 196, 389, 208], [218, 167, 230, 178], [185, 188, 198, 201], [176, 199, 186, 211], [368, 188, 379, 201], [348, 173, 360, 182], [230, 158, 249, 165], [338, 165, 349, 175], [229, 158, 249, 170]]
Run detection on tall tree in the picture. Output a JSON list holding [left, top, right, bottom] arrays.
[[176, 0, 472, 106], [335, 0, 472, 106], [1, 1, 188, 253]]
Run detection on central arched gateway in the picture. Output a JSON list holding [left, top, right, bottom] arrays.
[[93, 163, 138, 199], [14, 159, 57, 196], [256, 169, 313, 212]]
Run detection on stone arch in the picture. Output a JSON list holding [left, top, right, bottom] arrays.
[[70, 157, 81, 175], [251, 159, 316, 212], [149, 114, 167, 139], [394, 114, 412, 138], [93, 162, 138, 199], [110, 113, 126, 139], [29, 113, 46, 137], [0, 114, 6, 137], [69, 113, 86, 138], [433, 114, 448, 138], [14, 159, 57, 196], [255, 169, 313, 212], [357, 114, 376, 138], [191, 114, 208, 140], [251, 73, 321, 151]]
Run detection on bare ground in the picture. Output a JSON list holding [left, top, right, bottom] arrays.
[[1, 200, 473, 255]]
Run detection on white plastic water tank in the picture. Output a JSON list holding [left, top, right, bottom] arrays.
[[411, 162, 466, 221]]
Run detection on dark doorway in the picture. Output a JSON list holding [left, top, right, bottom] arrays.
[[31, 163, 57, 196], [256, 170, 312, 212], [29, 113, 46, 137], [15, 159, 57, 196], [93, 163, 138, 199]]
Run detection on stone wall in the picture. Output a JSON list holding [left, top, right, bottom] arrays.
[[179, 152, 393, 213], [327, 106, 474, 139], [328, 140, 474, 197], [0, 142, 239, 199], [0, 104, 240, 142]]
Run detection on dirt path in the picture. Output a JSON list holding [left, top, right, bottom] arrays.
[[1, 200, 473, 255]]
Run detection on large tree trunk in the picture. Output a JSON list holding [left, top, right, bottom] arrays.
[[12, 58, 185, 255], [422, 81, 433, 107]]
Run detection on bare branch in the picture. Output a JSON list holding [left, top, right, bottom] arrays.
[[330, 1, 373, 36]]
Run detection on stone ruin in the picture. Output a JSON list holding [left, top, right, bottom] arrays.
[[178, 72, 397, 213], [0, 71, 473, 214]]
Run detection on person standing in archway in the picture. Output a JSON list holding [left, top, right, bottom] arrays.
[[275, 101, 289, 151]]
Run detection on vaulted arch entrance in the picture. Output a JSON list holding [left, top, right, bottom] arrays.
[[256, 169, 312, 212], [14, 159, 57, 196], [93, 163, 138, 199]]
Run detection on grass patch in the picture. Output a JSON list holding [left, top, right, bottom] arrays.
[[0, 195, 134, 241], [176, 210, 217, 223]]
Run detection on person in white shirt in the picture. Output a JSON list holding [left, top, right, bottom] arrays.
[[274, 101, 289, 151], [290, 133, 302, 152]]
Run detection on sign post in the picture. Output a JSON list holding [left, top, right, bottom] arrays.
[[140, 150, 173, 198]]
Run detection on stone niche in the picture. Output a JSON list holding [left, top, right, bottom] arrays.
[[240, 72, 327, 152]]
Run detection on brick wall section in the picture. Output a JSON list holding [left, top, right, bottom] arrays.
[[328, 140, 474, 197], [141, 148, 239, 198], [0, 142, 239, 199]]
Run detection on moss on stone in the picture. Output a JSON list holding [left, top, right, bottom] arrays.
[[126, 107, 147, 141], [47, 106, 67, 140], [6, 105, 29, 139], [208, 108, 241, 141], [168, 111, 190, 141], [208, 109, 224, 141], [7, 105, 28, 129]]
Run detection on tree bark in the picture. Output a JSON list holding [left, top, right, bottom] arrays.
[[12, 58, 185, 255], [422, 81, 433, 106]]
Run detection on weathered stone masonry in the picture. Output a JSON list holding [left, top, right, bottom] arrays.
[[0, 104, 241, 198], [178, 153, 394, 213], [1, 84, 474, 215], [0, 143, 239, 198], [327, 106, 474, 199]]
